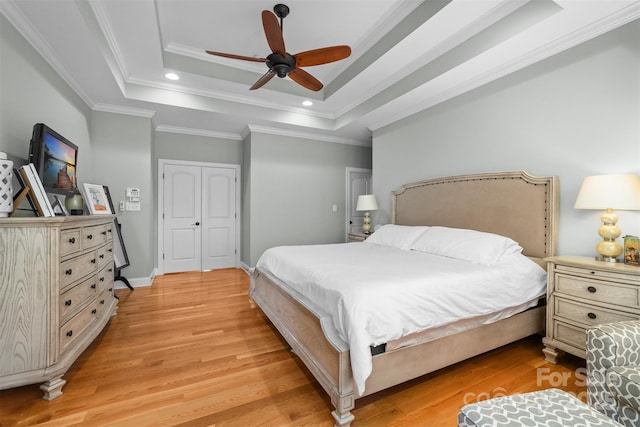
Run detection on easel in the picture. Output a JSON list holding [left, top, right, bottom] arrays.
[[11, 168, 36, 216]]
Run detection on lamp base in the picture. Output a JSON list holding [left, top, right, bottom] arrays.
[[595, 255, 621, 263]]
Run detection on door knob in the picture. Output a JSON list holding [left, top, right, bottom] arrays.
[[194, 222, 200, 226]]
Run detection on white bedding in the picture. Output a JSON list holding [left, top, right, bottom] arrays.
[[253, 241, 546, 396]]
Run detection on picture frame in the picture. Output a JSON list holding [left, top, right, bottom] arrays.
[[623, 235, 639, 266], [102, 186, 130, 270], [82, 183, 112, 215]]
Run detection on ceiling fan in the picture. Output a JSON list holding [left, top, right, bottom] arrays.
[[206, 4, 351, 92]]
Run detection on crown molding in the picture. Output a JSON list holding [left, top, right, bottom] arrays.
[[367, 2, 640, 131], [93, 103, 156, 118], [0, 0, 94, 108], [244, 124, 370, 147], [155, 125, 243, 141]]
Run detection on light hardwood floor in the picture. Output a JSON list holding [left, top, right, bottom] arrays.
[[0, 269, 586, 426]]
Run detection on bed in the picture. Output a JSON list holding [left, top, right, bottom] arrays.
[[250, 171, 558, 426]]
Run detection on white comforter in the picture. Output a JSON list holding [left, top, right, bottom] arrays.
[[253, 242, 546, 396]]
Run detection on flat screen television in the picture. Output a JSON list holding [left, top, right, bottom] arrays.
[[28, 123, 78, 197]]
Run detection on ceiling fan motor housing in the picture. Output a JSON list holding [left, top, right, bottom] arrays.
[[267, 53, 296, 77]]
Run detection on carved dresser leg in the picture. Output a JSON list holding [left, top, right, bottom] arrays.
[[40, 377, 66, 401]]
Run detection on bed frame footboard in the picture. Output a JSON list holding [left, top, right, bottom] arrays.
[[251, 269, 355, 426]]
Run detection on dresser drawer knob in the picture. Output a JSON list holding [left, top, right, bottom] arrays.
[[588, 312, 597, 319], [66, 330, 73, 337], [91, 258, 97, 264], [100, 254, 105, 259], [65, 299, 72, 306], [87, 234, 93, 240], [92, 309, 97, 315], [100, 299, 105, 305], [102, 231, 107, 235], [68, 237, 76, 244], [65, 268, 73, 275], [100, 277, 105, 282], [590, 271, 596, 275], [587, 286, 597, 293], [91, 284, 96, 289]]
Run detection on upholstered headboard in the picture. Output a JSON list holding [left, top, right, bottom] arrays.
[[392, 171, 558, 261]]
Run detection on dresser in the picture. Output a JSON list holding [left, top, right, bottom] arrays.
[[0, 215, 118, 399], [542, 256, 640, 363]]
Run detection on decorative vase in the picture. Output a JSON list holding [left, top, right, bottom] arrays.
[[0, 152, 13, 217], [65, 191, 84, 215]]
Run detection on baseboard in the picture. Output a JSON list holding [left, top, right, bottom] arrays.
[[114, 268, 157, 289]]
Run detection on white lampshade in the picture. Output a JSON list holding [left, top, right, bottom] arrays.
[[575, 174, 640, 210], [356, 194, 378, 211], [575, 173, 640, 262]]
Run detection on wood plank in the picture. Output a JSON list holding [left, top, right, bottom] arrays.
[[0, 269, 586, 426]]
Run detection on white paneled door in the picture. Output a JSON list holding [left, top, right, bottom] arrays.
[[346, 168, 372, 237], [162, 162, 238, 274]]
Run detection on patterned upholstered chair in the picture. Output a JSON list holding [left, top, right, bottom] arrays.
[[587, 320, 640, 427]]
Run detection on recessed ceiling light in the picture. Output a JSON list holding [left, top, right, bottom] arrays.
[[165, 72, 179, 81], [302, 100, 313, 106]]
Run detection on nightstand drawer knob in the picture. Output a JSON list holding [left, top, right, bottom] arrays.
[[587, 286, 597, 293], [588, 312, 597, 319]]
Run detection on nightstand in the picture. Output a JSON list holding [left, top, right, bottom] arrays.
[[542, 256, 640, 363], [347, 233, 368, 242]]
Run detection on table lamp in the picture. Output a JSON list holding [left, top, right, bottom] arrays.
[[574, 174, 640, 262], [356, 194, 378, 234]]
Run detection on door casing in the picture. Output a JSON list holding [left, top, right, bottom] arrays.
[[157, 159, 241, 275]]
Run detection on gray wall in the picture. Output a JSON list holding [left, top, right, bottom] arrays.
[[154, 132, 243, 165], [91, 111, 154, 279], [245, 131, 372, 265], [373, 20, 640, 257], [0, 13, 92, 171]]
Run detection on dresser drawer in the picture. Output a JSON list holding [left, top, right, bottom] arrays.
[[96, 288, 115, 316], [82, 224, 111, 250], [60, 251, 98, 288], [59, 275, 97, 322], [96, 242, 113, 268], [60, 301, 97, 354], [97, 263, 114, 293], [555, 273, 640, 308], [555, 297, 638, 326], [553, 321, 586, 350], [60, 228, 82, 257]]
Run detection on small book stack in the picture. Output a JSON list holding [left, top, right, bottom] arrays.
[[18, 163, 54, 217]]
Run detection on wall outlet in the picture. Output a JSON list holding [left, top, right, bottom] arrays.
[[119, 201, 125, 211]]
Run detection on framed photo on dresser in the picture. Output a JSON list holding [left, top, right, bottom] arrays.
[[624, 235, 639, 266], [82, 183, 112, 215]]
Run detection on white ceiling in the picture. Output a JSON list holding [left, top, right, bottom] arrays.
[[1, 0, 638, 145]]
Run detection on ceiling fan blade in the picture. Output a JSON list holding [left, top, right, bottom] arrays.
[[289, 68, 323, 92], [295, 45, 351, 67], [206, 51, 267, 63], [262, 10, 286, 55], [250, 70, 276, 90]]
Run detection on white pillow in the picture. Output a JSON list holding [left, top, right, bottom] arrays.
[[364, 224, 430, 250], [410, 226, 522, 265]]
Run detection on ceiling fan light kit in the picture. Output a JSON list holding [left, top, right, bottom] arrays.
[[206, 3, 351, 92]]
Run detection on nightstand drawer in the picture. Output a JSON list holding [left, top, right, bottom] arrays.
[[555, 274, 640, 308], [555, 297, 638, 326], [554, 321, 586, 350], [555, 264, 640, 286]]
